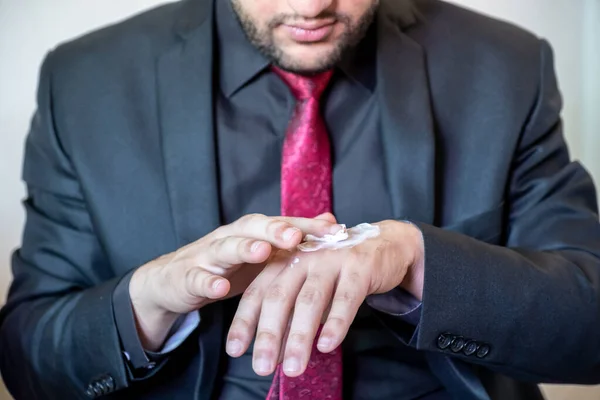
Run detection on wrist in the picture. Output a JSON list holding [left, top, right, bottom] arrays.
[[399, 223, 425, 301], [132, 304, 180, 352], [130, 264, 180, 351]]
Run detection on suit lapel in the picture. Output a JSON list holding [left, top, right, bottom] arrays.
[[377, 0, 437, 225], [156, 1, 222, 398], [377, 4, 489, 397], [157, 0, 220, 246]]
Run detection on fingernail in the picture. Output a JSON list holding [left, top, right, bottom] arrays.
[[330, 224, 346, 234], [226, 339, 242, 356], [251, 241, 262, 253], [254, 357, 272, 374], [317, 336, 332, 350], [212, 279, 224, 291], [283, 228, 299, 241], [283, 357, 300, 373]]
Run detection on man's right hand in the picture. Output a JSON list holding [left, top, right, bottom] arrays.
[[128, 213, 342, 351]]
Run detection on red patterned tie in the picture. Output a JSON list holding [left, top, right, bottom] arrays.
[[266, 67, 343, 400]]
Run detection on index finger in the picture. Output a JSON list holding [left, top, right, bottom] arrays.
[[216, 214, 344, 250]]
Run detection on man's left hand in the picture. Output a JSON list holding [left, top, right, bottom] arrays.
[[225, 220, 425, 377]]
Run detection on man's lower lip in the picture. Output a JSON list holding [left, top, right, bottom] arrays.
[[282, 24, 335, 43]]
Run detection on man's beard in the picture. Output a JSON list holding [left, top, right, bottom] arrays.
[[231, 0, 379, 74]]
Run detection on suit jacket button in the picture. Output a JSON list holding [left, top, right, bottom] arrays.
[[437, 333, 453, 350], [463, 341, 479, 356], [450, 337, 466, 353], [476, 344, 491, 358], [145, 362, 157, 370], [85, 386, 96, 398], [104, 375, 115, 392], [93, 383, 104, 396]]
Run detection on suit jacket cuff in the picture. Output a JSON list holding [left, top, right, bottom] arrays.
[[113, 270, 153, 372], [408, 222, 501, 363], [112, 271, 200, 379]]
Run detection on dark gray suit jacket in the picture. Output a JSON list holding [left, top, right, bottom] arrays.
[[2, 0, 600, 399]]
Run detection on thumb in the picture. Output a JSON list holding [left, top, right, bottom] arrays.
[[186, 268, 231, 300]]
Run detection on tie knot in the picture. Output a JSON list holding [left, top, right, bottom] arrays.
[[272, 66, 333, 101]]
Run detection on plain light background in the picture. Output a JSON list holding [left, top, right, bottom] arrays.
[[0, 0, 599, 399]]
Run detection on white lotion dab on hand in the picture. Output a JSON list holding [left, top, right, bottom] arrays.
[[289, 257, 301, 268], [297, 223, 380, 252]]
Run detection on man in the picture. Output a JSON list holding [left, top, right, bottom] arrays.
[[1, 0, 600, 398]]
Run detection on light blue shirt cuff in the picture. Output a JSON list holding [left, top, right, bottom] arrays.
[[366, 288, 422, 326], [157, 311, 201, 354]]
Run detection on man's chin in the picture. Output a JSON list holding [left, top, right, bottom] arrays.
[[276, 62, 333, 75], [274, 45, 340, 74]]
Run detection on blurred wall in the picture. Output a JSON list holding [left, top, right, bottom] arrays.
[[0, 0, 598, 399], [451, 0, 600, 188]]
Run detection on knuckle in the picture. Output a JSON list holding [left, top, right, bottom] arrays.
[[288, 332, 309, 346], [239, 213, 265, 229], [183, 268, 201, 296], [173, 245, 194, 264], [212, 224, 228, 238], [237, 238, 253, 255], [333, 290, 359, 307], [255, 330, 278, 345], [241, 284, 262, 302], [346, 270, 362, 283], [210, 237, 227, 256], [326, 315, 348, 330], [230, 316, 252, 332], [265, 284, 288, 302], [268, 221, 289, 240], [297, 286, 324, 306], [347, 246, 364, 263], [305, 272, 323, 284], [184, 267, 198, 283], [193, 252, 207, 268]]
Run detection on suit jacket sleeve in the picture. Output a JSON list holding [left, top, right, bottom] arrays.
[[388, 39, 600, 384], [113, 271, 200, 373], [0, 51, 137, 399]]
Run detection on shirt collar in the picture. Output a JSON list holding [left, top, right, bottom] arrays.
[[337, 22, 377, 93], [216, 0, 270, 98], [216, 0, 376, 98]]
